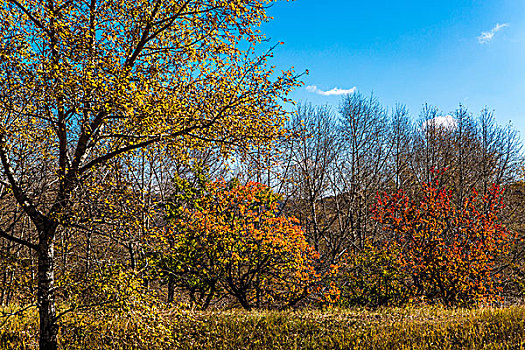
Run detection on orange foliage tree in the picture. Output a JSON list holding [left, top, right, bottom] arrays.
[[372, 174, 513, 306], [147, 176, 325, 310]]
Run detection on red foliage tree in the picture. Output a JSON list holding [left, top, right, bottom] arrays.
[[372, 173, 512, 306]]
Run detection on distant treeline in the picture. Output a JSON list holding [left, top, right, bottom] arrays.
[[1, 93, 524, 314]]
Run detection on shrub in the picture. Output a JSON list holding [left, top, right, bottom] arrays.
[[147, 177, 327, 310], [339, 242, 411, 307], [372, 175, 512, 306]]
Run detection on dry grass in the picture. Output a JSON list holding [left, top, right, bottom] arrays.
[[2, 305, 525, 349]]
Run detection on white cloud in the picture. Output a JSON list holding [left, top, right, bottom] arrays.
[[306, 85, 357, 96], [478, 23, 509, 44], [422, 115, 457, 131]]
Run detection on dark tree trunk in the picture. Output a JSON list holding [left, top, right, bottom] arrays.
[[167, 275, 175, 303], [38, 232, 58, 350]]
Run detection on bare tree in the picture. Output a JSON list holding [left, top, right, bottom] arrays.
[[336, 92, 390, 249]]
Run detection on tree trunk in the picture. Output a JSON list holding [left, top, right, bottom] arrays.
[[167, 275, 175, 303], [38, 235, 58, 350]]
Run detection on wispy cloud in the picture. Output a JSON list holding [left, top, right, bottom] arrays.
[[478, 23, 508, 44], [306, 85, 356, 96]]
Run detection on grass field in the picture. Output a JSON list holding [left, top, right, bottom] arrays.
[[2, 305, 525, 349]]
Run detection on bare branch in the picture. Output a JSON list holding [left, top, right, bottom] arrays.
[[0, 227, 37, 250]]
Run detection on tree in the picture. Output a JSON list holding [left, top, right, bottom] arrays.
[[410, 105, 522, 202], [372, 171, 513, 306], [280, 104, 346, 265], [387, 103, 414, 191], [147, 176, 324, 310], [337, 92, 390, 249], [0, 1, 299, 348]]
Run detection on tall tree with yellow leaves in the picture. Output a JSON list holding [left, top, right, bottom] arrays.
[[0, 1, 299, 348]]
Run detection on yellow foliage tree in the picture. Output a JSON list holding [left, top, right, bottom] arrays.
[[0, 1, 299, 349]]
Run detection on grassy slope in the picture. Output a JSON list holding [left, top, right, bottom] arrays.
[[2, 306, 525, 349]]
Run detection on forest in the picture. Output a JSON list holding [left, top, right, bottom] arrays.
[[1, 0, 525, 349]]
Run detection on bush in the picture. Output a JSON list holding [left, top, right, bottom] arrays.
[[372, 175, 513, 306], [338, 242, 411, 307], [147, 176, 328, 310]]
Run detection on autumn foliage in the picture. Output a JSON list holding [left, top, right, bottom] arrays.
[[147, 176, 325, 310], [371, 173, 512, 306]]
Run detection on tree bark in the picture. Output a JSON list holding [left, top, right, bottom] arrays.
[[37, 233, 58, 350], [167, 275, 175, 303]]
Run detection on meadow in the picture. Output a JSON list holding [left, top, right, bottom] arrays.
[[2, 305, 525, 349]]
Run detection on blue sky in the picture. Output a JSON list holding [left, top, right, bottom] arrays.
[[262, 0, 525, 136]]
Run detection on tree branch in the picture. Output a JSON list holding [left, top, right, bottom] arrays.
[[77, 121, 211, 175], [0, 227, 37, 250], [123, 0, 165, 69], [0, 135, 47, 228], [8, 0, 49, 34]]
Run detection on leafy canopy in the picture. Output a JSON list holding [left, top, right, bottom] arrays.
[[148, 175, 323, 310], [372, 172, 512, 306]]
